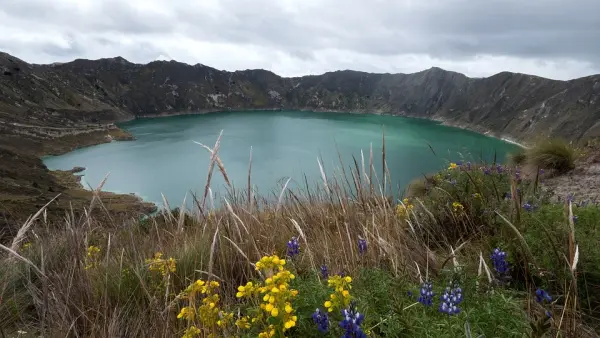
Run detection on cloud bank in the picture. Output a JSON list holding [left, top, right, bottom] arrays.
[[1, 0, 599, 79]]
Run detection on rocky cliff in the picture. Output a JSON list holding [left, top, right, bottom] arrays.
[[2, 51, 600, 144]]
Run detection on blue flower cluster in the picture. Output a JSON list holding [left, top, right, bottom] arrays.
[[339, 302, 366, 338], [439, 283, 463, 316], [496, 165, 504, 174], [287, 237, 299, 257], [522, 202, 538, 212], [490, 248, 510, 275], [320, 264, 329, 279], [358, 238, 367, 255], [312, 308, 329, 333], [418, 280, 434, 306], [535, 288, 552, 304], [490, 248, 511, 285]]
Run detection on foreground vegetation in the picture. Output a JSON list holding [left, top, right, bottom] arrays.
[[1, 135, 598, 337]]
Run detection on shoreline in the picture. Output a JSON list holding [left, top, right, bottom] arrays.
[[121, 107, 528, 148], [41, 108, 526, 213]]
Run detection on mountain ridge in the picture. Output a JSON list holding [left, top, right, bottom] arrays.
[[2, 50, 600, 147]]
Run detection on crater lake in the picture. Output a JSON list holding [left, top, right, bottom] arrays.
[[43, 110, 521, 207]]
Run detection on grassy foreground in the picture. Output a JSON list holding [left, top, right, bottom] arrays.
[[1, 135, 599, 337]]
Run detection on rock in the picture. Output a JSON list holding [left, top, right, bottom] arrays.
[[71, 166, 86, 173]]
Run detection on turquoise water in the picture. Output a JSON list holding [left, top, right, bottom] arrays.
[[43, 111, 520, 206]]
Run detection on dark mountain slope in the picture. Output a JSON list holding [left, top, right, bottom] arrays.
[[2, 51, 599, 143]]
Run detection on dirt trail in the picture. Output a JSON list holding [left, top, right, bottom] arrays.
[[543, 150, 600, 204]]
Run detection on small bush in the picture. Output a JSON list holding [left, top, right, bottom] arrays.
[[508, 150, 527, 166], [526, 139, 576, 174]]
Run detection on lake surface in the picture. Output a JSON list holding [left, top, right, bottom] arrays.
[[43, 110, 520, 207]]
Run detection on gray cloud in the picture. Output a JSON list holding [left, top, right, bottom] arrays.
[[0, 0, 598, 79]]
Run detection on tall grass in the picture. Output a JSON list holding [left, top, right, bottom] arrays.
[[526, 139, 577, 174], [0, 134, 598, 337]]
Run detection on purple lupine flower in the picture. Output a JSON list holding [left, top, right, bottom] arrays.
[[450, 179, 457, 186], [439, 282, 463, 316], [339, 302, 366, 338], [312, 308, 329, 333], [572, 215, 578, 224], [418, 280, 434, 306], [483, 167, 490, 175], [287, 237, 299, 257], [320, 264, 329, 279], [567, 194, 575, 203], [358, 238, 367, 255], [496, 165, 504, 174], [535, 288, 552, 303], [456, 160, 463, 166], [466, 161, 472, 170], [490, 248, 511, 285], [523, 202, 533, 212], [504, 192, 512, 200], [539, 169, 545, 175]]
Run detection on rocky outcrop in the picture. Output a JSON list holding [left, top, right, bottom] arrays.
[[2, 51, 599, 144]]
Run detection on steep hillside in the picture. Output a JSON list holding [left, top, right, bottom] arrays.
[[2, 51, 600, 143]]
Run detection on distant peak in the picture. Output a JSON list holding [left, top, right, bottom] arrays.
[[155, 54, 173, 62]]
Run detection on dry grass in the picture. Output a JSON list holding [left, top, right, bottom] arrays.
[[0, 134, 596, 337], [526, 138, 577, 174]]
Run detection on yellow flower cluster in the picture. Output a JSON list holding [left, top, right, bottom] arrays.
[[146, 252, 176, 277], [473, 192, 481, 199], [236, 281, 260, 298], [85, 245, 101, 270], [452, 201, 464, 212], [257, 256, 298, 335], [448, 162, 458, 170], [177, 280, 233, 337], [324, 275, 353, 313], [182, 326, 201, 338], [234, 255, 298, 337], [396, 198, 414, 218], [235, 316, 251, 329], [255, 255, 286, 276]]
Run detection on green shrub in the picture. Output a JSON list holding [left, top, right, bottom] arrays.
[[526, 139, 576, 174], [508, 150, 527, 166]]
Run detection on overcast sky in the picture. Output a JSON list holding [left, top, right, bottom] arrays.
[[1, 0, 599, 80]]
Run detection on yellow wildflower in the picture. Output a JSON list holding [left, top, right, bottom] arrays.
[[452, 201, 464, 212], [448, 162, 458, 170], [253, 255, 298, 335], [235, 316, 251, 329], [182, 326, 201, 338], [324, 275, 353, 312], [85, 245, 101, 270], [177, 306, 195, 321], [146, 252, 177, 277]]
